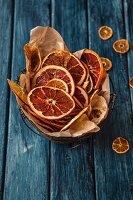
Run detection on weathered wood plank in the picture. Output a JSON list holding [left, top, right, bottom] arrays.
[[0, 0, 14, 198], [3, 1, 51, 200], [124, 0, 133, 104], [87, 0, 133, 199], [50, 1, 95, 200]]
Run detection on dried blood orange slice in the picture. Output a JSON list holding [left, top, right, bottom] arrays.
[[101, 57, 112, 71], [74, 86, 89, 107], [27, 86, 75, 120], [98, 26, 113, 40], [81, 49, 104, 89], [32, 65, 75, 96], [46, 78, 68, 92], [113, 39, 129, 53], [129, 77, 133, 88], [8, 79, 28, 105], [73, 96, 84, 109], [21, 101, 64, 130], [82, 76, 93, 94], [112, 137, 129, 154], [42, 50, 86, 85]]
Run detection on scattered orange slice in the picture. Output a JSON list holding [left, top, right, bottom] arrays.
[[81, 49, 104, 89], [113, 39, 129, 53], [27, 86, 75, 120], [46, 78, 68, 92], [112, 137, 129, 154], [98, 26, 113, 40], [101, 57, 112, 71], [129, 77, 133, 88], [42, 50, 86, 85], [8, 79, 28, 104]]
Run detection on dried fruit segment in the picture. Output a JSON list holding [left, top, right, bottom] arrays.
[[82, 76, 93, 94], [112, 137, 129, 154], [113, 39, 129, 53], [46, 78, 68, 92], [32, 65, 75, 96], [20, 101, 64, 130], [24, 43, 41, 73], [101, 57, 112, 71], [42, 50, 86, 85], [8, 79, 28, 105], [81, 49, 104, 89], [98, 26, 113, 40], [74, 86, 89, 107], [27, 86, 75, 120], [61, 107, 88, 131]]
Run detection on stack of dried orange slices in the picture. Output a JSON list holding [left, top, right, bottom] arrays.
[[8, 44, 108, 133]]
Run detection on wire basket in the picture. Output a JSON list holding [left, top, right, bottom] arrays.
[[17, 70, 116, 145]]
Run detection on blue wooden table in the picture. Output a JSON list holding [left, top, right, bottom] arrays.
[[0, 0, 133, 199]]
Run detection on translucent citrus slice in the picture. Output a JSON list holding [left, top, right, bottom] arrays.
[[8, 79, 28, 104], [98, 26, 113, 40], [81, 49, 104, 89], [61, 107, 88, 131], [112, 137, 129, 154], [19, 99, 64, 131], [46, 78, 68, 92], [129, 77, 133, 88], [42, 50, 86, 85], [32, 65, 75, 96], [82, 76, 93, 94], [24, 43, 41, 73], [27, 86, 75, 120], [113, 39, 129, 53], [74, 86, 89, 107], [101, 57, 112, 71]]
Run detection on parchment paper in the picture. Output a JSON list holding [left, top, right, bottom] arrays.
[[18, 26, 110, 138]]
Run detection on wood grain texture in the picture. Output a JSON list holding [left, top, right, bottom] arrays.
[[0, 0, 13, 198], [50, 1, 95, 200], [124, 0, 133, 105], [87, 0, 133, 199], [3, 1, 51, 200]]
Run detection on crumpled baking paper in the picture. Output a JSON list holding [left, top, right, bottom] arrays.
[[18, 26, 110, 138]]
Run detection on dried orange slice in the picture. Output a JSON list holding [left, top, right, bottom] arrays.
[[61, 107, 88, 131], [24, 43, 41, 73], [46, 78, 68, 92], [101, 57, 112, 71], [112, 137, 129, 154], [82, 76, 93, 94], [32, 65, 75, 96], [98, 26, 113, 40], [129, 77, 133, 88], [81, 49, 104, 89], [20, 100, 64, 130], [113, 39, 129, 53], [27, 86, 75, 120], [74, 86, 89, 107], [42, 50, 86, 85], [8, 79, 28, 104]]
